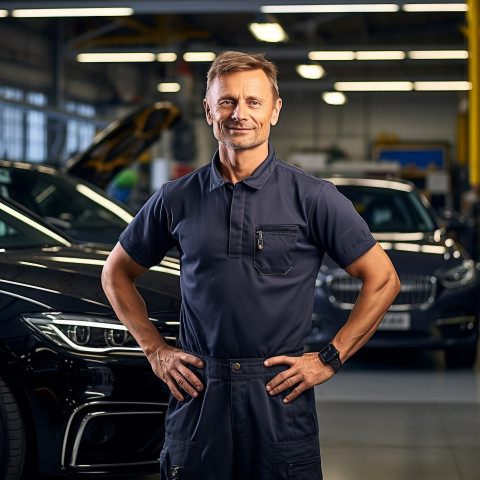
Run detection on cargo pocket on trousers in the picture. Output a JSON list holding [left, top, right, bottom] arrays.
[[160, 436, 199, 480], [273, 435, 323, 480], [254, 224, 299, 275]]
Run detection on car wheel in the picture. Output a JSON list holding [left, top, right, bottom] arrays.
[[444, 345, 478, 368], [0, 374, 26, 480]]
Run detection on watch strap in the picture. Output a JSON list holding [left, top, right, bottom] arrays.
[[318, 344, 342, 373]]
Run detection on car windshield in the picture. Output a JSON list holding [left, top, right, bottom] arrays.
[[0, 199, 70, 250], [336, 185, 437, 233], [0, 166, 133, 243]]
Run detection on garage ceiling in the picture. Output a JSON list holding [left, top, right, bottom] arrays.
[[0, 1, 470, 92]]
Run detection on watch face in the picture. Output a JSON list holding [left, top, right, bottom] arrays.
[[321, 344, 339, 362]]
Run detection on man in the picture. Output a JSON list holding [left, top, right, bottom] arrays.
[[102, 51, 400, 480]]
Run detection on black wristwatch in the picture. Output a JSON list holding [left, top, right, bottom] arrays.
[[318, 343, 342, 373]]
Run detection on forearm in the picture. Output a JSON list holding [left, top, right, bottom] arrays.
[[101, 269, 169, 357], [333, 270, 400, 363]]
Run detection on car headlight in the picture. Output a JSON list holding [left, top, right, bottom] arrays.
[[22, 312, 142, 353], [439, 260, 476, 289]]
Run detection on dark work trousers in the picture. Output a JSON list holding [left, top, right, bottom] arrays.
[[159, 351, 323, 480]]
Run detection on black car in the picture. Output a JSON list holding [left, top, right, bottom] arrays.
[[308, 177, 480, 368], [0, 159, 135, 245], [0, 101, 182, 245], [0, 196, 181, 480]]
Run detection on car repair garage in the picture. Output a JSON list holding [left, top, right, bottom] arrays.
[[0, 1, 478, 480]]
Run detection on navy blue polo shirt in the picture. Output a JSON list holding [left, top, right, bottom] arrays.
[[119, 144, 376, 359]]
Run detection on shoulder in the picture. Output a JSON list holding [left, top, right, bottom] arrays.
[[274, 156, 333, 193], [159, 163, 210, 197]]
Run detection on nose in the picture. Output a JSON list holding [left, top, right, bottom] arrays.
[[232, 102, 247, 121]]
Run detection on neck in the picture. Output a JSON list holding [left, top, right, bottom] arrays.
[[217, 142, 269, 183]]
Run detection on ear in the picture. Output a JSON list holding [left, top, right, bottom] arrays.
[[270, 98, 282, 126], [203, 98, 213, 125]]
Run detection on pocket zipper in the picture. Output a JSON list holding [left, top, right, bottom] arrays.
[[256, 230, 264, 250]]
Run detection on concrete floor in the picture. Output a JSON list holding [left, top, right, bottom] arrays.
[[315, 349, 480, 480], [44, 348, 480, 480]]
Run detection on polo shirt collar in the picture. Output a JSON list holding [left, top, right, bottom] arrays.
[[209, 142, 277, 191]]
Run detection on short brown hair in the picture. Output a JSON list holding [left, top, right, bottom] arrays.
[[206, 51, 280, 100]]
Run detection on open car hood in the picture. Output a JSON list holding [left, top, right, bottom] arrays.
[[64, 101, 181, 189]]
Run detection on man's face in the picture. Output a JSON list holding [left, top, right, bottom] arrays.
[[204, 69, 282, 151]]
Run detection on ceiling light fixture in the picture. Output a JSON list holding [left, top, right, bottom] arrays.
[[309, 51, 356, 61], [12, 7, 134, 18], [158, 83, 181, 93], [296, 64, 325, 79], [413, 81, 472, 90], [356, 51, 406, 60], [77, 52, 156, 63], [157, 53, 178, 62], [0, 10, 7, 17], [403, 3, 468, 12], [261, 4, 400, 13], [183, 52, 216, 62], [335, 80, 471, 92], [310, 49, 468, 62], [408, 50, 468, 59], [322, 92, 347, 105], [249, 23, 288, 42], [335, 81, 414, 91]]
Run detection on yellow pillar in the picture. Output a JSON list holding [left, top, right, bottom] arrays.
[[468, 0, 480, 186]]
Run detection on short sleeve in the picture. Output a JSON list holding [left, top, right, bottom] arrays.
[[119, 183, 176, 268], [310, 181, 376, 269]]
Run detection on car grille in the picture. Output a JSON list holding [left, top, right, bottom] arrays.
[[326, 273, 437, 310]]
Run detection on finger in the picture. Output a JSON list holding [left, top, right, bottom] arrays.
[[167, 380, 185, 402], [267, 373, 303, 396], [177, 366, 204, 393], [173, 372, 201, 398], [282, 384, 307, 404], [264, 355, 294, 367], [183, 353, 205, 369], [265, 369, 291, 391]]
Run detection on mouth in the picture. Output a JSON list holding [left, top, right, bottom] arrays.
[[225, 125, 251, 132]]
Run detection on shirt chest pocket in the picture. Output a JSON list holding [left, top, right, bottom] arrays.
[[254, 224, 299, 276]]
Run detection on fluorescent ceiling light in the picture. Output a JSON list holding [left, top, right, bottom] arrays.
[[262, 4, 400, 13], [0, 10, 7, 17], [249, 23, 288, 43], [356, 51, 406, 60], [309, 51, 355, 61], [335, 81, 414, 91], [157, 53, 178, 62], [183, 52, 216, 62], [403, 3, 467, 12], [296, 64, 325, 79], [414, 81, 472, 91], [12, 8, 134, 17], [77, 52, 156, 63], [408, 50, 468, 59], [334, 80, 470, 92], [157, 83, 181, 93], [322, 92, 347, 105], [310, 49, 468, 62]]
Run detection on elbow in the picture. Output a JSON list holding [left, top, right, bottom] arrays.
[[101, 263, 110, 295], [387, 269, 401, 303], [101, 255, 117, 295]]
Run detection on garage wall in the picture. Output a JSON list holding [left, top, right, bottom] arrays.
[[270, 90, 461, 169], [0, 20, 463, 172]]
